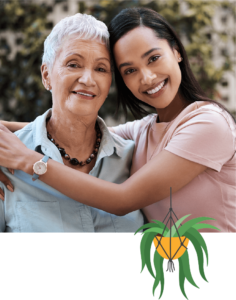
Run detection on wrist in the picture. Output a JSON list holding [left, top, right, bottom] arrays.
[[20, 150, 44, 175]]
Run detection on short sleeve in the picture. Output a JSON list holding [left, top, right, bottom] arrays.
[[165, 110, 235, 172], [112, 120, 138, 141], [112, 115, 156, 141]]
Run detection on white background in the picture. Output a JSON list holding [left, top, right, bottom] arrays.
[[1, 233, 235, 300]]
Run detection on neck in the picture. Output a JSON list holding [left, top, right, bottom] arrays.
[[156, 93, 189, 123], [46, 109, 98, 159]]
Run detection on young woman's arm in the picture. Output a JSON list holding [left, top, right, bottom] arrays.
[[0, 127, 207, 215], [0, 121, 29, 132], [0, 111, 233, 215]]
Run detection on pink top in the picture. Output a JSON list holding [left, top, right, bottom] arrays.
[[112, 102, 236, 232]]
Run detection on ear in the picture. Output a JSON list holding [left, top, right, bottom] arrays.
[[41, 63, 51, 90], [173, 48, 182, 63]]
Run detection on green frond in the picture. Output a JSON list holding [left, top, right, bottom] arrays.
[[152, 219, 169, 231], [144, 227, 169, 236], [140, 232, 156, 278], [184, 229, 208, 281], [192, 223, 220, 232], [179, 257, 188, 299], [152, 251, 165, 299], [177, 217, 215, 237], [185, 227, 209, 265], [135, 222, 166, 235], [165, 214, 191, 237], [179, 251, 199, 289]]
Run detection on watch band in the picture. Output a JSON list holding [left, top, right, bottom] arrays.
[[32, 155, 49, 181]]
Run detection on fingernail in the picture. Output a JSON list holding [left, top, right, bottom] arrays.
[[7, 185, 14, 192], [0, 194, 4, 201]]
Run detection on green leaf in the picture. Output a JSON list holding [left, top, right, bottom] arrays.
[[180, 251, 199, 289], [165, 214, 191, 237], [179, 257, 188, 299], [152, 251, 165, 298], [192, 223, 220, 232], [177, 217, 215, 237], [184, 229, 207, 281], [185, 227, 209, 265], [144, 227, 169, 236], [152, 219, 169, 232], [140, 232, 156, 278], [135, 222, 166, 235]]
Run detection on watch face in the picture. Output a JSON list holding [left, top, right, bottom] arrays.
[[33, 161, 47, 175]]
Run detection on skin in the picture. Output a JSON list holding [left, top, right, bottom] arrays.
[[44, 36, 112, 173], [0, 35, 112, 198], [0, 27, 207, 215]]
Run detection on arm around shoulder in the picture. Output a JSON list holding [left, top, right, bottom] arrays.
[[0, 121, 29, 133]]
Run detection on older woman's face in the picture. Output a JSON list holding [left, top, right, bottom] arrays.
[[47, 37, 112, 118]]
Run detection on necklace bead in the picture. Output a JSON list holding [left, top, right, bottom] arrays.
[[47, 121, 101, 167]]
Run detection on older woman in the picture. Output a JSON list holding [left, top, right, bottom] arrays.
[[0, 13, 144, 232]]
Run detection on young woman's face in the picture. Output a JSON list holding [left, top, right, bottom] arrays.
[[113, 26, 182, 109]]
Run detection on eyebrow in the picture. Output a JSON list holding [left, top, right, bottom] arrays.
[[65, 53, 110, 63], [118, 47, 162, 70]]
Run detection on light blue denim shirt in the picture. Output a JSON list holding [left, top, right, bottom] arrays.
[[0, 109, 144, 232]]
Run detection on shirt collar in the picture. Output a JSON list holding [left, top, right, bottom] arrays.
[[31, 109, 123, 164]]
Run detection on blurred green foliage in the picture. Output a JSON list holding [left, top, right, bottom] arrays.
[[0, 0, 234, 122]]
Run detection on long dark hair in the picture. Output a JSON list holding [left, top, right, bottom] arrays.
[[108, 7, 234, 121]]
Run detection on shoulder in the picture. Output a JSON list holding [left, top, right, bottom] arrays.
[[177, 102, 235, 138], [110, 131, 135, 149], [14, 122, 34, 148], [14, 122, 33, 138], [97, 116, 135, 157], [130, 114, 157, 130], [113, 114, 156, 136]]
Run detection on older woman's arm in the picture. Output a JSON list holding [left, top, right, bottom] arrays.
[[0, 121, 29, 132]]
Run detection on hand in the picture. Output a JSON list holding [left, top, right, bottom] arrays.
[[0, 169, 14, 201], [0, 123, 30, 171]]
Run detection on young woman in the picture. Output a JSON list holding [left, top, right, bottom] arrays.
[[0, 8, 235, 231]]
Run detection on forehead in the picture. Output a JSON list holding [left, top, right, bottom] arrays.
[[114, 27, 171, 61], [57, 36, 110, 60]]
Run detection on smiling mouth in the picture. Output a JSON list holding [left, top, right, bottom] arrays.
[[72, 91, 96, 98], [144, 78, 168, 95]]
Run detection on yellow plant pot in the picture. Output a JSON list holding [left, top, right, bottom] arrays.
[[153, 236, 189, 260]]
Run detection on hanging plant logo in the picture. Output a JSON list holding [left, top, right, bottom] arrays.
[[135, 188, 220, 299]]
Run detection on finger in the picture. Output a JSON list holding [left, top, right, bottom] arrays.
[[0, 123, 11, 133], [7, 168, 14, 175], [0, 188, 4, 201], [0, 171, 14, 192]]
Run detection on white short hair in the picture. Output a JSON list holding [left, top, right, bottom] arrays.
[[42, 13, 110, 70]]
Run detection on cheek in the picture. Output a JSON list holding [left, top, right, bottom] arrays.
[[170, 64, 182, 88], [100, 75, 112, 96]]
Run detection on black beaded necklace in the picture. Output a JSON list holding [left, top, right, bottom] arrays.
[[47, 122, 102, 166]]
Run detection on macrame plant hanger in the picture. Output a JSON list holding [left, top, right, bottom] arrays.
[[154, 187, 188, 272]]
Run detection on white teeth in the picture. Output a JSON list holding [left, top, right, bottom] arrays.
[[146, 80, 165, 95], [76, 92, 93, 97]]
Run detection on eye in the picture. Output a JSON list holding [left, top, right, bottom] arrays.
[[125, 68, 135, 75], [149, 55, 160, 64], [97, 67, 106, 72], [67, 63, 80, 68]]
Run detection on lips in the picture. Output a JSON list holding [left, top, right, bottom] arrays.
[[143, 78, 168, 94], [72, 89, 96, 97]]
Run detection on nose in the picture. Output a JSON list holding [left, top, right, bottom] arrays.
[[140, 68, 157, 85], [78, 69, 96, 87]]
